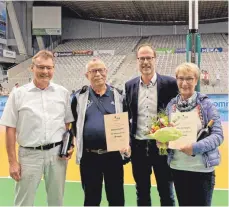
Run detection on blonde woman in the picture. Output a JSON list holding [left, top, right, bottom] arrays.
[[166, 62, 223, 206]]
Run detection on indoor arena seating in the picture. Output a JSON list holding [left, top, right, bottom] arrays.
[[3, 55, 126, 92], [147, 35, 186, 48], [133, 34, 227, 49], [54, 55, 126, 91], [54, 37, 141, 55], [111, 51, 228, 94], [201, 33, 228, 47], [110, 34, 228, 94], [200, 52, 228, 94], [3, 34, 228, 94]]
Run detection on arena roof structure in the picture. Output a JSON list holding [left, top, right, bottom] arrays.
[[43, 0, 228, 25]]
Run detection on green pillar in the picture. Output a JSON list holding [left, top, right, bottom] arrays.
[[186, 33, 201, 92]]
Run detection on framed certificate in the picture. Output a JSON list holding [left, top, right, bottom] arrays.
[[104, 112, 130, 151], [169, 111, 198, 149]]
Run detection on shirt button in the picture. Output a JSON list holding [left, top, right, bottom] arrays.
[[146, 106, 148, 108], [147, 97, 148, 98]]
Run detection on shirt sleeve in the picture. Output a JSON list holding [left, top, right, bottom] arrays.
[[64, 91, 74, 123], [0, 91, 18, 128]]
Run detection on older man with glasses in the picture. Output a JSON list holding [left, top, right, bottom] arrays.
[[123, 44, 178, 206], [71, 58, 130, 206], [0, 50, 74, 206]]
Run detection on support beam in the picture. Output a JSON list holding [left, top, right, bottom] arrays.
[[36, 36, 45, 50], [6, 1, 27, 56], [188, 0, 200, 92], [26, 1, 33, 56]]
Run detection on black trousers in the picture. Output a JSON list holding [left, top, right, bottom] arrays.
[[80, 150, 124, 206], [171, 168, 215, 206], [131, 139, 175, 206]]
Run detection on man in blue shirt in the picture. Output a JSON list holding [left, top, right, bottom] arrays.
[[71, 58, 129, 206]]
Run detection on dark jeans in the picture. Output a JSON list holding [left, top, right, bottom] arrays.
[[80, 150, 124, 206], [171, 168, 215, 206], [131, 139, 175, 206]]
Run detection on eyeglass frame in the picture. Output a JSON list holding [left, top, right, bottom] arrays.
[[137, 56, 155, 62], [176, 77, 196, 84], [33, 63, 54, 71], [87, 68, 107, 75]]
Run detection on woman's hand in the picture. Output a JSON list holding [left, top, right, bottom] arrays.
[[179, 144, 193, 156]]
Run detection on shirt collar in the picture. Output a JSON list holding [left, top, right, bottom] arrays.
[[140, 73, 157, 86], [104, 84, 111, 97], [27, 80, 56, 92], [90, 84, 111, 97]]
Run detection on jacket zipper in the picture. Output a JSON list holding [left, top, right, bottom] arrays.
[[203, 153, 210, 168]]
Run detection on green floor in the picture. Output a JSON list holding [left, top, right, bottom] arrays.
[[0, 178, 228, 206]]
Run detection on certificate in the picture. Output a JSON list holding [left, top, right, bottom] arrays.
[[104, 112, 129, 152], [168, 111, 198, 149]]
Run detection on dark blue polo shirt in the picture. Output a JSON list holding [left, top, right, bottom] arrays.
[[83, 85, 115, 149]]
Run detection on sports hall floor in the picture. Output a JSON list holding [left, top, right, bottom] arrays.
[[0, 124, 228, 206]]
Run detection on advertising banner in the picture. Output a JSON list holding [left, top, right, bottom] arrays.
[[3, 50, 16, 59], [201, 47, 223, 53], [33, 28, 61, 36], [0, 95, 8, 117], [53, 52, 73, 57], [175, 48, 224, 54], [72, 50, 93, 55], [53, 50, 93, 57], [175, 48, 186, 53], [208, 94, 228, 122]]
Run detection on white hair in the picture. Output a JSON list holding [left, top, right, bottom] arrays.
[[85, 58, 107, 73]]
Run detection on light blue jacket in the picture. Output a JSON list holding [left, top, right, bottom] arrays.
[[166, 92, 224, 168]]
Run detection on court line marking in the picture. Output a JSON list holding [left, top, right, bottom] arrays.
[[0, 176, 228, 191]]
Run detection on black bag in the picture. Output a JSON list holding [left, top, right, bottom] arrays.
[[121, 153, 131, 165]]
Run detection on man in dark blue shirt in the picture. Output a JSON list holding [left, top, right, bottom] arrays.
[[83, 86, 116, 149], [71, 58, 129, 206]]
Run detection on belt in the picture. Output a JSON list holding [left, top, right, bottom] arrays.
[[132, 139, 155, 146], [21, 141, 62, 150], [85, 149, 108, 154]]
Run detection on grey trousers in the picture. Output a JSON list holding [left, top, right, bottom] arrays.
[[15, 145, 67, 206]]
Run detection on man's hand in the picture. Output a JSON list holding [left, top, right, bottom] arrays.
[[9, 161, 21, 182], [59, 146, 74, 160], [120, 146, 131, 157], [179, 144, 193, 156]]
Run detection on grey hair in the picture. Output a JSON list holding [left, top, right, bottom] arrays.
[[85, 57, 106, 72]]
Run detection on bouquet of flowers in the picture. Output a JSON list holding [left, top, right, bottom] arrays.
[[146, 110, 183, 155]]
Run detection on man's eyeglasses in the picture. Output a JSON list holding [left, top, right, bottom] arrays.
[[137, 57, 155, 62], [177, 77, 195, 84], [34, 64, 54, 70], [88, 68, 106, 75]]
